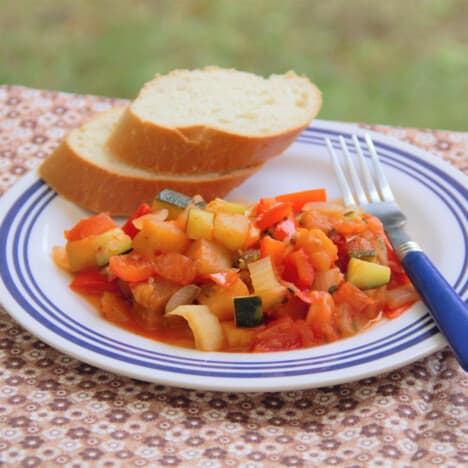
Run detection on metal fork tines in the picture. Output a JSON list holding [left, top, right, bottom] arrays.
[[325, 135, 410, 244]]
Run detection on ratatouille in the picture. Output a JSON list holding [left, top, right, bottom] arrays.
[[53, 188, 419, 352]]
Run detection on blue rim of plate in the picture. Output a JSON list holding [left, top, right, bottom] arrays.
[[0, 126, 466, 380]]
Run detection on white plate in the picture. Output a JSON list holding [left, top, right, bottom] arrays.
[[0, 120, 466, 392]]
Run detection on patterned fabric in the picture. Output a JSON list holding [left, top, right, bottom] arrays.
[[0, 85, 467, 467]]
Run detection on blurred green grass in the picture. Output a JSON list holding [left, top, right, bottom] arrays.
[[1, 0, 467, 130]]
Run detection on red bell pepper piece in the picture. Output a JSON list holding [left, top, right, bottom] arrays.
[[282, 248, 315, 290], [260, 236, 286, 266], [65, 213, 117, 241], [121, 203, 153, 238], [275, 188, 327, 211], [256, 202, 293, 231]]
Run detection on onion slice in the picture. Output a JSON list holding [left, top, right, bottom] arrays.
[[165, 284, 201, 314], [166, 305, 224, 351]]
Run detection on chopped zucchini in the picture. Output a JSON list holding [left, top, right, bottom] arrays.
[[234, 295, 263, 327], [155, 188, 206, 208], [66, 228, 132, 272], [156, 189, 193, 209], [95, 228, 133, 266], [213, 212, 250, 251], [152, 199, 184, 219], [347, 257, 391, 289], [186, 208, 214, 240], [152, 189, 190, 219]]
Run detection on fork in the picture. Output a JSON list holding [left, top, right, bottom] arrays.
[[326, 134, 468, 371]]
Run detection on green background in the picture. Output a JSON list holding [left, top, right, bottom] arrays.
[[2, 0, 467, 130]]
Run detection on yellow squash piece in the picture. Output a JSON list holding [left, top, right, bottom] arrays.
[[167, 305, 224, 351], [197, 278, 249, 321], [206, 198, 246, 214], [186, 239, 232, 275], [221, 321, 257, 350], [66, 228, 132, 272], [152, 199, 184, 219], [347, 257, 391, 290], [186, 208, 214, 240], [132, 219, 189, 257], [213, 212, 250, 251]]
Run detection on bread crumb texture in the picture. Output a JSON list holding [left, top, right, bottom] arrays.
[[134, 68, 320, 135]]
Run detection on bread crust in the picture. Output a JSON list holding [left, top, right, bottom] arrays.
[[39, 139, 261, 217], [107, 71, 322, 175]]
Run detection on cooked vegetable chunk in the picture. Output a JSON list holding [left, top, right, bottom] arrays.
[[347, 257, 391, 289]]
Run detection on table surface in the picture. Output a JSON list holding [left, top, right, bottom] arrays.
[[0, 85, 466, 467]]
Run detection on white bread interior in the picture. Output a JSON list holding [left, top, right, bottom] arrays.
[[39, 106, 262, 216], [108, 67, 322, 174]]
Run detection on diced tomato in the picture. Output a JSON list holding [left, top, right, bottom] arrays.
[[306, 291, 337, 341], [109, 253, 155, 282], [362, 213, 385, 236], [313, 267, 344, 292], [154, 252, 197, 285], [268, 294, 309, 320], [260, 236, 286, 266], [275, 188, 327, 212], [295, 319, 316, 347], [203, 270, 240, 288], [121, 203, 153, 238], [251, 317, 314, 352], [332, 214, 368, 235], [333, 281, 374, 314], [256, 202, 293, 231], [70, 268, 119, 295], [271, 215, 297, 241], [65, 213, 117, 241], [295, 228, 338, 272], [282, 248, 315, 290], [300, 209, 334, 233]]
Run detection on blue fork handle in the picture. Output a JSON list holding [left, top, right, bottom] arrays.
[[401, 250, 468, 371]]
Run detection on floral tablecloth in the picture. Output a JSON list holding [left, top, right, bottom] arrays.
[[0, 85, 466, 467]]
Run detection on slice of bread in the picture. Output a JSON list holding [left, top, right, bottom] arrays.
[[39, 106, 262, 216], [107, 67, 321, 175]]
